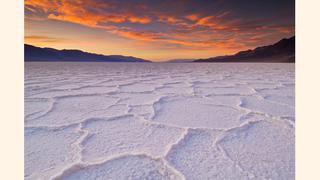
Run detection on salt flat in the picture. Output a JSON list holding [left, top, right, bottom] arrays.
[[25, 62, 295, 180]]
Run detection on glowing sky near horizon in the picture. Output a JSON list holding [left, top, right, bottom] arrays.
[[25, 0, 295, 61]]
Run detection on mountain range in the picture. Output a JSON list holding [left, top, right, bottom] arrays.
[[25, 44, 151, 62], [25, 36, 295, 63], [194, 36, 295, 63]]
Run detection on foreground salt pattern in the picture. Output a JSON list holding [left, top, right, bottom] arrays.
[[25, 62, 295, 180]]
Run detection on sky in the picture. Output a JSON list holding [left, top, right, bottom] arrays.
[[25, 0, 295, 61]]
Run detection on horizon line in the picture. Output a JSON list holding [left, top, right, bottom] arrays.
[[24, 35, 294, 62]]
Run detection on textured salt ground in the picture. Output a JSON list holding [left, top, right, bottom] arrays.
[[152, 96, 246, 129], [25, 62, 295, 180]]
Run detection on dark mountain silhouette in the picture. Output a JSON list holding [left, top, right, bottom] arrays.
[[25, 44, 151, 62], [194, 36, 295, 63]]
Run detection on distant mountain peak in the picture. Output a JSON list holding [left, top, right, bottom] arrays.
[[194, 36, 295, 63], [25, 44, 151, 62]]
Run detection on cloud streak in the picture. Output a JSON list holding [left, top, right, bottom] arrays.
[[25, 35, 67, 43]]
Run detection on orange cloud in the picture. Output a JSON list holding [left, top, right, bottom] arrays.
[[274, 26, 295, 34], [158, 15, 181, 24], [25, 0, 61, 14], [195, 16, 229, 30], [26, 0, 151, 26], [25, 35, 66, 43], [185, 14, 200, 21], [128, 16, 151, 24]]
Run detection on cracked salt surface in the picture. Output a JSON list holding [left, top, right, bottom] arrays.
[[25, 62, 295, 180]]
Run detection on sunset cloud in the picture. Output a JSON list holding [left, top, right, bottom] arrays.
[[25, 0, 295, 60], [185, 14, 200, 22], [25, 35, 66, 43]]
